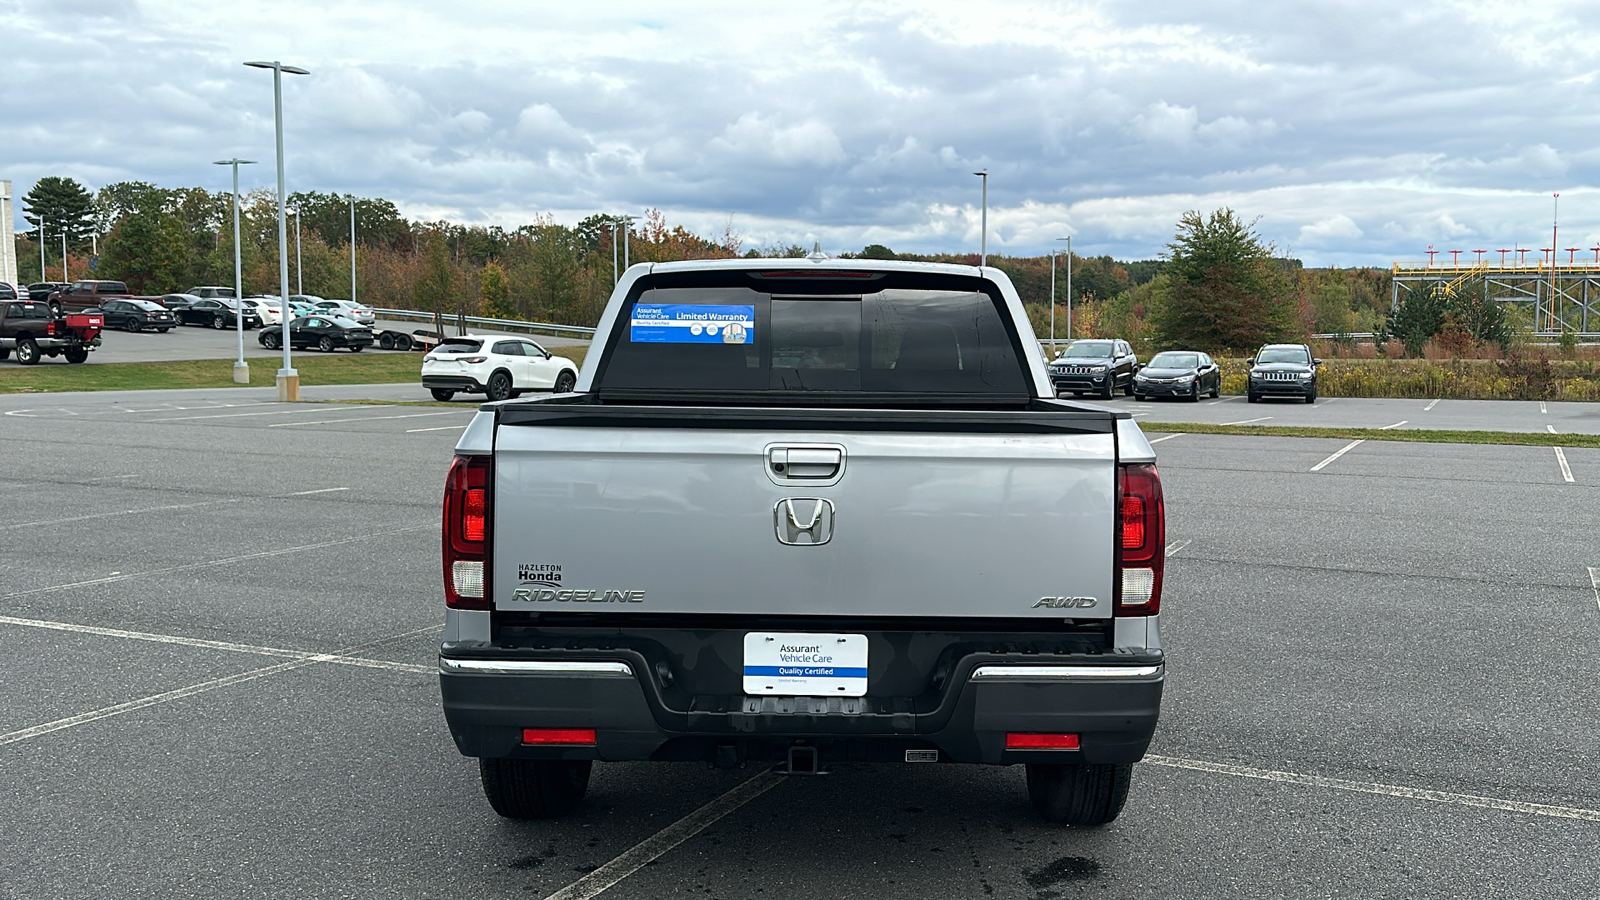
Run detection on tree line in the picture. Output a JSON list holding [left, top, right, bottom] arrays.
[[14, 176, 1504, 355]]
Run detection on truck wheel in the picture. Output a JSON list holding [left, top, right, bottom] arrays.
[[378, 333, 395, 350], [554, 371, 576, 393], [1026, 762, 1131, 827], [430, 388, 456, 402], [64, 347, 89, 364], [15, 337, 41, 366], [478, 758, 591, 819], [486, 371, 512, 402], [393, 334, 413, 352], [318, 336, 335, 352]]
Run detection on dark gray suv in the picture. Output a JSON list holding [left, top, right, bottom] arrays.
[[1247, 343, 1320, 403], [1050, 338, 1138, 399]]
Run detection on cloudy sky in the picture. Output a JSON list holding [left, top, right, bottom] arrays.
[[4, 0, 1600, 265]]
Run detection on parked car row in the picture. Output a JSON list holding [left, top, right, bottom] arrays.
[[1047, 339, 1320, 403]]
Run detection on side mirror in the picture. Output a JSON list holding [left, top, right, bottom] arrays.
[[1313, 358, 1323, 366]]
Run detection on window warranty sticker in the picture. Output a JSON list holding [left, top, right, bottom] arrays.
[[630, 304, 754, 344]]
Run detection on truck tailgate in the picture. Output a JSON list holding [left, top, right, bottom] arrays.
[[492, 423, 1116, 619]]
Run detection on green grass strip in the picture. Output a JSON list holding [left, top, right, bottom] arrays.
[[1139, 421, 1600, 448]]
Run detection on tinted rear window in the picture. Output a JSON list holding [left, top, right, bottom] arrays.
[[435, 339, 483, 353], [97, 282, 129, 293], [596, 271, 1028, 400], [7, 302, 48, 319]]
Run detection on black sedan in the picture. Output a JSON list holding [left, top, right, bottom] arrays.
[[98, 298, 176, 333], [175, 298, 261, 330], [259, 315, 374, 352], [1132, 350, 1221, 401]]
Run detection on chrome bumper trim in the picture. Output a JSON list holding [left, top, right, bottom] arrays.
[[970, 664, 1163, 682], [438, 658, 634, 677]]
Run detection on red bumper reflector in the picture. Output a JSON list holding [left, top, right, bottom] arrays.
[[1006, 732, 1081, 750], [521, 728, 597, 746]]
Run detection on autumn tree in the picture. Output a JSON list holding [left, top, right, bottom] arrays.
[[1149, 208, 1298, 353], [480, 261, 513, 319]]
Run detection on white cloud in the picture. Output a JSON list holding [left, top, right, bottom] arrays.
[[708, 114, 847, 167], [1299, 214, 1364, 244]]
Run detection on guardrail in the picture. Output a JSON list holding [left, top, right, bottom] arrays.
[[370, 308, 596, 338]]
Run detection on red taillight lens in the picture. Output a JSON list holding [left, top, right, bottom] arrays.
[[1114, 463, 1165, 617], [522, 728, 597, 746], [462, 356, 487, 364], [1006, 732, 1081, 750], [443, 454, 492, 610], [46, 321, 57, 335]]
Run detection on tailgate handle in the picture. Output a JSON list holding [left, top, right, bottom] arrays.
[[769, 447, 843, 479]]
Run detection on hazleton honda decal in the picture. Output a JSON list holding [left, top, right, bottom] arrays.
[[510, 588, 644, 604], [517, 563, 562, 586]]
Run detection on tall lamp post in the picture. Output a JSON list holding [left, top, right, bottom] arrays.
[[244, 59, 310, 401], [1052, 236, 1070, 351], [349, 197, 357, 305], [973, 170, 988, 266], [38, 218, 46, 285], [621, 215, 639, 271], [214, 158, 257, 383], [292, 207, 303, 296]]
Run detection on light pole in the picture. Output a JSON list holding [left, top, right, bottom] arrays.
[[611, 218, 619, 286], [621, 215, 638, 271], [973, 170, 988, 266], [244, 59, 310, 401], [349, 197, 357, 305], [1551, 192, 1560, 333], [1064, 236, 1073, 341], [214, 158, 257, 384], [38, 218, 46, 284], [61, 231, 68, 281], [1052, 236, 1070, 352]]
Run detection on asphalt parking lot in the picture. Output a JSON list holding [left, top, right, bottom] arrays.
[[2, 391, 1598, 898]]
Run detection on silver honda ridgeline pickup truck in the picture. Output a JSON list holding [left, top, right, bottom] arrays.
[[438, 258, 1166, 826]]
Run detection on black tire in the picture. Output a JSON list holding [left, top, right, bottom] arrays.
[[486, 370, 512, 402], [1186, 386, 1201, 402], [318, 336, 335, 352], [554, 371, 576, 393], [1306, 391, 1317, 404], [63, 347, 89, 364], [15, 337, 40, 366], [49, 303, 62, 317], [1123, 379, 1135, 397], [430, 388, 456, 402], [212, 314, 225, 329], [1247, 392, 1260, 403], [1210, 384, 1220, 399], [122, 319, 137, 332], [1100, 380, 1114, 400], [1026, 762, 1131, 827], [0, 346, 9, 360], [157, 328, 170, 333], [1133, 393, 1145, 402], [262, 331, 280, 350], [378, 333, 395, 350], [350, 345, 363, 352], [478, 758, 591, 819], [393, 334, 413, 352]]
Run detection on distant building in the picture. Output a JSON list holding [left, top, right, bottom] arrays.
[[0, 181, 16, 287]]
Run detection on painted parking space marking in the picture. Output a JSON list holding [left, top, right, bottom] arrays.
[[1145, 755, 1600, 823], [1223, 416, 1273, 425], [0, 500, 235, 532], [1555, 448, 1574, 483], [1540, 401, 1548, 414], [1547, 425, 1557, 434], [1207, 396, 1240, 405], [0, 625, 437, 749], [150, 405, 383, 421], [1165, 539, 1192, 556], [1589, 568, 1599, 617], [1311, 440, 1364, 472], [1147, 433, 1185, 444], [406, 424, 468, 433], [1380, 421, 1408, 430], [0, 524, 432, 600], [267, 411, 466, 427], [1425, 398, 1441, 411], [290, 487, 350, 496], [541, 773, 784, 900]]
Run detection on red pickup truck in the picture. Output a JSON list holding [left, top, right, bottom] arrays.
[[0, 299, 104, 365], [48, 280, 133, 315]]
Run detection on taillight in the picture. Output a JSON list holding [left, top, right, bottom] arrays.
[[1006, 732, 1081, 750], [46, 320, 57, 335], [522, 728, 596, 746], [462, 356, 487, 364], [443, 454, 492, 610], [1114, 462, 1165, 616]]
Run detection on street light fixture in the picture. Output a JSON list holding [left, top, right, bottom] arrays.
[[620, 215, 639, 271], [292, 207, 303, 296], [214, 158, 257, 384], [1050, 235, 1070, 353], [349, 197, 358, 306], [244, 59, 310, 401], [973, 170, 988, 266]]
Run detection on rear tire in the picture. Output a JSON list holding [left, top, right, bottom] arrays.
[[430, 388, 456, 402], [1026, 762, 1131, 827], [486, 370, 512, 402], [262, 332, 281, 350], [478, 758, 591, 819], [64, 347, 89, 364], [16, 337, 40, 366], [318, 336, 335, 352], [212, 314, 225, 329]]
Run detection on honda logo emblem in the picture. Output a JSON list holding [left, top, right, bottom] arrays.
[[774, 498, 835, 546]]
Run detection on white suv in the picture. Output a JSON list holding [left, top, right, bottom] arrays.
[[421, 335, 579, 402]]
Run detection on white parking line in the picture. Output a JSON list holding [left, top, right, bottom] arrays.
[[150, 405, 383, 422], [542, 774, 784, 900], [0, 625, 437, 749], [1145, 755, 1600, 823], [1540, 401, 1548, 414], [1379, 421, 1408, 430], [267, 411, 465, 427], [1165, 539, 1192, 556], [290, 487, 350, 496], [1554, 448, 1574, 483], [1311, 440, 1364, 472], [0, 524, 432, 600], [1547, 425, 1557, 434], [1147, 433, 1184, 444], [1424, 398, 1441, 411], [1207, 396, 1240, 405], [1222, 416, 1273, 426], [1589, 568, 1599, 617], [0, 500, 235, 532], [405, 425, 468, 433]]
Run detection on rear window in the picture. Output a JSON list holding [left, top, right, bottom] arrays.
[[435, 339, 483, 354], [7, 302, 48, 320], [96, 282, 129, 293], [596, 271, 1029, 400]]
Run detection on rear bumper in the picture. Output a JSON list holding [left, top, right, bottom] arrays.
[[439, 650, 1163, 767], [423, 374, 487, 392]]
